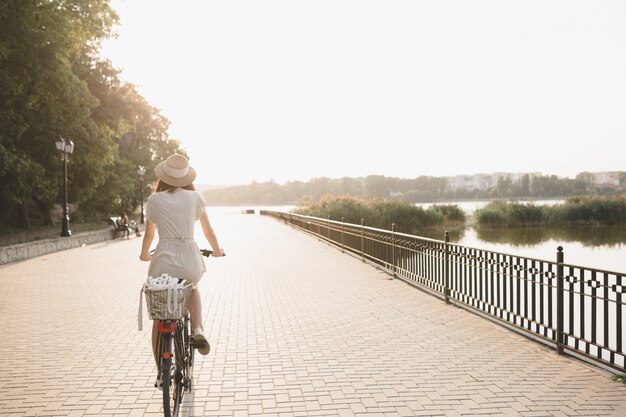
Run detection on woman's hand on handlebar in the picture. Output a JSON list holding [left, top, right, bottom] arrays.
[[139, 251, 152, 262], [200, 248, 225, 257], [211, 248, 225, 257]]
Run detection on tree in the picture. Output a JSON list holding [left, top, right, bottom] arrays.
[[0, 0, 115, 227], [493, 177, 513, 198], [0, 0, 185, 228], [520, 174, 530, 196], [363, 175, 390, 198]]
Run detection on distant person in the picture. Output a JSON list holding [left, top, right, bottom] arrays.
[[121, 212, 142, 237], [139, 153, 224, 389]]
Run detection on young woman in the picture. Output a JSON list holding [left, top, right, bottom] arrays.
[[139, 153, 223, 375]]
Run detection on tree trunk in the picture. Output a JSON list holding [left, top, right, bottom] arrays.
[[33, 196, 54, 226], [18, 201, 31, 229]]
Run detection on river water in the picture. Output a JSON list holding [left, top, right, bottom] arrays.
[[416, 200, 626, 273], [208, 202, 626, 274]]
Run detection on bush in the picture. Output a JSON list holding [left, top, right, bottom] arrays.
[[294, 195, 370, 225], [475, 196, 626, 226], [429, 204, 466, 223], [508, 203, 545, 225], [474, 201, 508, 226], [372, 199, 441, 233], [551, 196, 626, 225], [475, 201, 547, 226], [293, 195, 463, 234]]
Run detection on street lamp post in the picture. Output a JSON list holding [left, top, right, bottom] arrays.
[[55, 136, 74, 237], [137, 165, 145, 224]]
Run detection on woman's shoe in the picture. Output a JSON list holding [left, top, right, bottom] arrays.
[[193, 329, 211, 355]]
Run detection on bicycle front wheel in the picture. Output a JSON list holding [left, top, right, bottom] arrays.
[[183, 316, 194, 392]]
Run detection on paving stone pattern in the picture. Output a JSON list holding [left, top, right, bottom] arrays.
[[1, 211, 625, 416]]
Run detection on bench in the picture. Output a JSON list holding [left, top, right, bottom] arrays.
[[107, 217, 130, 239]]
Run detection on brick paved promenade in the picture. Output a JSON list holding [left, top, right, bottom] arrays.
[[1, 211, 625, 417]]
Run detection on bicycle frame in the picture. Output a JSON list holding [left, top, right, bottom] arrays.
[[157, 315, 193, 417]]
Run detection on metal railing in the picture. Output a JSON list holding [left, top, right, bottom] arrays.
[[262, 210, 626, 373]]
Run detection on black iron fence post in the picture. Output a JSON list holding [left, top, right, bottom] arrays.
[[327, 215, 330, 245], [392, 223, 396, 278], [361, 218, 365, 262], [445, 231, 450, 304], [341, 216, 345, 253], [556, 246, 564, 355]]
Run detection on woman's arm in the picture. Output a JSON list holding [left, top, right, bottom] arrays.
[[199, 212, 223, 257], [139, 221, 156, 261]]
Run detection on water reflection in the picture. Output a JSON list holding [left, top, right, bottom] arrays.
[[416, 224, 626, 272], [418, 225, 626, 248], [418, 227, 466, 242], [473, 225, 626, 248]]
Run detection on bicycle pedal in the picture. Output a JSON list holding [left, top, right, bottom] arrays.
[[192, 339, 211, 355], [191, 339, 207, 348]]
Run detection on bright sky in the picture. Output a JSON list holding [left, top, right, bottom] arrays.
[[100, 0, 626, 186]]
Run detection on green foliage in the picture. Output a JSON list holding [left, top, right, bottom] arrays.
[[0, 0, 184, 229], [293, 195, 464, 234], [474, 201, 547, 226], [294, 195, 370, 225], [475, 201, 549, 226], [429, 204, 466, 223], [550, 196, 626, 225], [612, 374, 626, 384], [475, 196, 626, 227]]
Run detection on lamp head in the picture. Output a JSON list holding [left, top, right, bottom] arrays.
[[55, 138, 64, 152], [55, 137, 74, 154]]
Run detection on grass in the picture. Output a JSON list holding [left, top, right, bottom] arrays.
[[612, 374, 626, 384]]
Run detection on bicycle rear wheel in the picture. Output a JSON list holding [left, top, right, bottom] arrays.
[[172, 322, 186, 415], [159, 332, 173, 417], [158, 322, 185, 417]]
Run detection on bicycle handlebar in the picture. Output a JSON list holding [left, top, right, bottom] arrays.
[[200, 249, 225, 257], [149, 248, 225, 257]]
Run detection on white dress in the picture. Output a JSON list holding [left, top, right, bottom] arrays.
[[146, 189, 207, 285]]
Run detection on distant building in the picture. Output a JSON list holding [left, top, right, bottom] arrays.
[[590, 172, 621, 187], [447, 172, 541, 191], [443, 171, 623, 192]]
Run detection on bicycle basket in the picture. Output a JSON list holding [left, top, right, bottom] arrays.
[[144, 283, 193, 321]]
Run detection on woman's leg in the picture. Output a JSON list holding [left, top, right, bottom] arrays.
[[187, 287, 210, 355], [152, 320, 159, 367], [187, 287, 203, 332]]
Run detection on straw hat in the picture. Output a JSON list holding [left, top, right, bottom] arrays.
[[154, 154, 196, 187]]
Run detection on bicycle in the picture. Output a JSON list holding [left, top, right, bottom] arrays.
[[149, 248, 217, 417]]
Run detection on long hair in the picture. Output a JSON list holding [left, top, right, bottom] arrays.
[[155, 180, 196, 193]]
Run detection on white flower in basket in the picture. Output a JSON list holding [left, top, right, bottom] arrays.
[[138, 273, 193, 330]]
